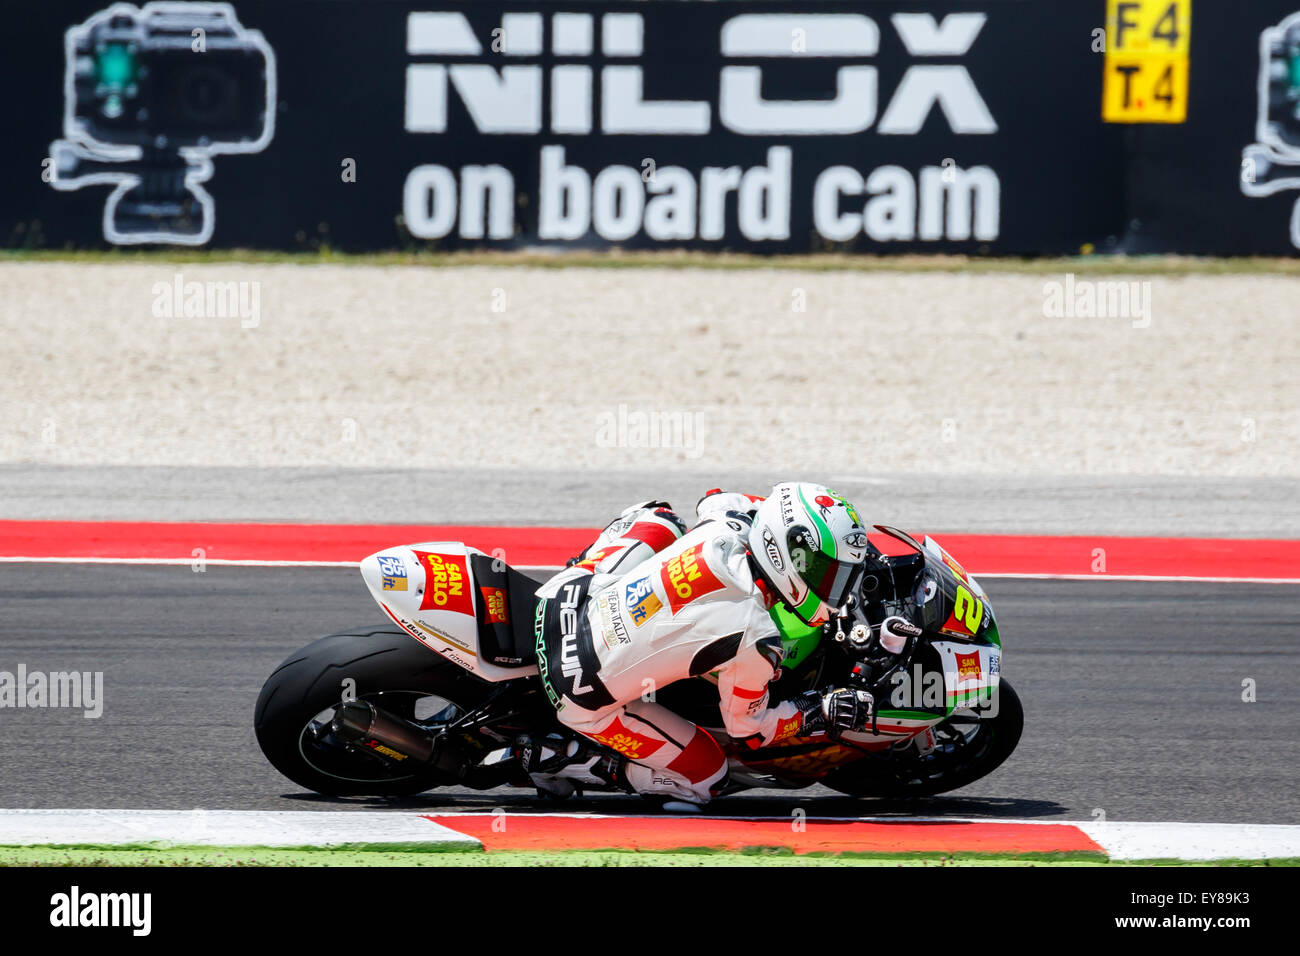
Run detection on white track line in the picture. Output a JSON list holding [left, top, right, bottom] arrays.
[[0, 809, 479, 849], [975, 572, 1300, 585], [1078, 821, 1300, 861], [0, 556, 1295, 583]]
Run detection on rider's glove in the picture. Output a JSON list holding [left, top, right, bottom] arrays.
[[792, 687, 874, 739], [821, 688, 874, 740]]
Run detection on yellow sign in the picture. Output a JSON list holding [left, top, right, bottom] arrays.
[[1103, 0, 1191, 123], [1108, 0, 1191, 54]]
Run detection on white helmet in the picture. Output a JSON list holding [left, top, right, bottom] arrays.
[[748, 482, 870, 626]]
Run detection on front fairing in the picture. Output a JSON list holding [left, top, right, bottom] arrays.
[[868, 526, 1000, 650], [850, 527, 1003, 720], [912, 556, 1001, 649]]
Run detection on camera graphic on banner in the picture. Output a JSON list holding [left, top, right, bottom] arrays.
[[47, 1, 276, 245], [1241, 11, 1300, 249]]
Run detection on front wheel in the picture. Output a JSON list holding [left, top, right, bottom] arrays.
[[823, 679, 1024, 798], [253, 625, 495, 796]]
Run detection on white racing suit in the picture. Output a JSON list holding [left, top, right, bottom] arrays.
[[534, 492, 809, 804]]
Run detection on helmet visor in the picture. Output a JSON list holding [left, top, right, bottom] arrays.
[[790, 528, 864, 610]]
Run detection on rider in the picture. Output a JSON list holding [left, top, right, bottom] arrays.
[[528, 481, 876, 807]]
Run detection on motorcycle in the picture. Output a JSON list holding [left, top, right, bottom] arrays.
[[254, 525, 1022, 801]]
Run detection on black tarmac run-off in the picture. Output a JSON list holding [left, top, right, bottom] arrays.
[[1, 564, 1295, 824]]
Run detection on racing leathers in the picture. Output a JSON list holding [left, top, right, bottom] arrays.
[[534, 492, 819, 805]]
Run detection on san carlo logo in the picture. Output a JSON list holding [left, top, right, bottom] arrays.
[[47, 2, 276, 245], [401, 9, 1002, 246], [415, 551, 473, 614]]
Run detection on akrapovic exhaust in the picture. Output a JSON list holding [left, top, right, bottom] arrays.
[[330, 699, 435, 763]]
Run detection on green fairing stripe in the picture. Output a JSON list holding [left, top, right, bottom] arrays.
[[877, 709, 940, 721], [984, 615, 1002, 648], [768, 603, 821, 669], [797, 487, 836, 559], [940, 683, 994, 716]]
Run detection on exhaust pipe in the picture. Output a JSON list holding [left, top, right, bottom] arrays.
[[327, 698, 517, 789], [330, 699, 436, 764]]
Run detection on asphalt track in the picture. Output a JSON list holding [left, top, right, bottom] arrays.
[[1, 562, 1295, 824]]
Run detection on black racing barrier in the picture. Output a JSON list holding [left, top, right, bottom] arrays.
[[2, 0, 1298, 255]]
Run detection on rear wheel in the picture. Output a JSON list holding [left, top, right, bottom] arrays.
[[253, 625, 494, 796], [823, 680, 1024, 798]]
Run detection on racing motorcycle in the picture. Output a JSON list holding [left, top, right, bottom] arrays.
[[254, 527, 1022, 801]]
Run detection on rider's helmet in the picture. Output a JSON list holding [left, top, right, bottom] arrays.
[[748, 482, 870, 626]]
